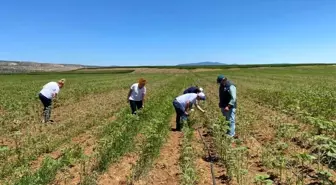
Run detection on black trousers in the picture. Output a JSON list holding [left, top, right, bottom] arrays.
[[39, 93, 52, 122], [129, 100, 143, 114]]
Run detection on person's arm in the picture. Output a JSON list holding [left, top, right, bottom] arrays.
[[195, 100, 205, 113], [127, 86, 133, 101], [142, 88, 146, 107], [227, 85, 237, 108], [185, 101, 190, 114], [52, 88, 59, 99]]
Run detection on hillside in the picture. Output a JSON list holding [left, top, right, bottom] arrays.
[[177, 61, 225, 66], [0, 60, 84, 73]]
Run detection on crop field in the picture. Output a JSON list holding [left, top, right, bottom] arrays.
[[0, 65, 335, 185]]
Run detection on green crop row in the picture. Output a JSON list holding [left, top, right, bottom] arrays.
[[12, 146, 84, 185], [79, 75, 193, 184], [179, 119, 198, 185], [126, 77, 191, 183]]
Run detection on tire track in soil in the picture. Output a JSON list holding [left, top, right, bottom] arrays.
[[133, 115, 182, 185]]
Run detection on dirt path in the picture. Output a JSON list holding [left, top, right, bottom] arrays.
[[134, 115, 183, 185], [193, 127, 229, 185], [96, 152, 138, 185]]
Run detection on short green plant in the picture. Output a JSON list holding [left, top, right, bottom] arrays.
[[254, 174, 273, 185]]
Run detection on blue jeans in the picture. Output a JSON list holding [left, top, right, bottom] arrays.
[[173, 100, 187, 131], [221, 107, 236, 137]]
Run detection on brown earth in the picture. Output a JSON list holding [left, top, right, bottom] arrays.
[[133, 115, 183, 185], [193, 127, 228, 185], [97, 153, 138, 185]]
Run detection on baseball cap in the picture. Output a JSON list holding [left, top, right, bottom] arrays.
[[217, 75, 225, 83], [198, 92, 206, 100]]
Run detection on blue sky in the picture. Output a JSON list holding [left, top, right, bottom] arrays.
[[0, 0, 335, 66]]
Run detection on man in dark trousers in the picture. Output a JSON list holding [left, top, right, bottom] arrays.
[[183, 86, 205, 113], [172, 92, 206, 131], [217, 75, 237, 137]]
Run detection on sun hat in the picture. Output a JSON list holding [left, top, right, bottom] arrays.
[[198, 92, 206, 100], [217, 75, 225, 83]]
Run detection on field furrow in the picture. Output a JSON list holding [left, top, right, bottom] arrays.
[[133, 115, 183, 185]]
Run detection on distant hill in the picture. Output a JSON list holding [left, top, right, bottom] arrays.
[[177, 61, 226, 66], [0, 60, 85, 73]]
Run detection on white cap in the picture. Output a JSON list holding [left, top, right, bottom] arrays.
[[198, 92, 206, 100]]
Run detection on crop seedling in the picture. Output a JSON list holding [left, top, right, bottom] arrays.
[[254, 174, 274, 185]]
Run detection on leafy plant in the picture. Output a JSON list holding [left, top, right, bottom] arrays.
[[254, 174, 274, 185]]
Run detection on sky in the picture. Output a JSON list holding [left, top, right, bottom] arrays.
[[0, 0, 335, 66]]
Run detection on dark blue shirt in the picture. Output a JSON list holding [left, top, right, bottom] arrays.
[[183, 86, 200, 94]]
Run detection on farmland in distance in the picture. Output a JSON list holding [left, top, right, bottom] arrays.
[[0, 65, 335, 185]]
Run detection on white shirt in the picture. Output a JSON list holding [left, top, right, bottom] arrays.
[[40, 82, 60, 99], [176, 93, 197, 109], [129, 83, 146, 101]]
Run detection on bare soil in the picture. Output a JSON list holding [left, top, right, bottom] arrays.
[[97, 153, 139, 185], [193, 128, 228, 185], [133, 115, 183, 185]]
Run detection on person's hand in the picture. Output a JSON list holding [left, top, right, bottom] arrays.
[[185, 111, 189, 116], [224, 106, 230, 112], [142, 104, 145, 108]]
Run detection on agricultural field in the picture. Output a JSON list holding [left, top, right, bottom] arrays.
[[0, 65, 335, 185]]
